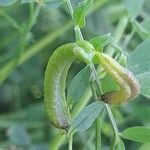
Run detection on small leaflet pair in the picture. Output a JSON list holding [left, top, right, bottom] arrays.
[[44, 40, 140, 130]]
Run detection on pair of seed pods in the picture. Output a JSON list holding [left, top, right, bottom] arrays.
[[44, 40, 140, 130]]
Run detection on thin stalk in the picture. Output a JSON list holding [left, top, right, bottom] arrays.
[[113, 16, 129, 44], [123, 30, 135, 50], [66, 0, 83, 40], [28, 4, 41, 31], [68, 135, 73, 150], [95, 115, 101, 150], [105, 104, 119, 140], [91, 78, 102, 150]]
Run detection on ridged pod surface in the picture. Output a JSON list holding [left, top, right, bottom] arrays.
[[94, 51, 140, 105], [44, 41, 94, 130]]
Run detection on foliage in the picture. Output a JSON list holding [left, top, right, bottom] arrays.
[[0, 0, 150, 149]]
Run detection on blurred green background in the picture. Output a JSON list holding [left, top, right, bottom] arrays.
[[0, 0, 150, 150]]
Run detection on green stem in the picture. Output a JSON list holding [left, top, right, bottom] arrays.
[[28, 4, 41, 31], [95, 115, 101, 149], [123, 30, 135, 50], [105, 104, 119, 141], [90, 78, 102, 150], [66, 0, 74, 20], [113, 16, 129, 44], [68, 135, 73, 150], [66, 0, 83, 40]]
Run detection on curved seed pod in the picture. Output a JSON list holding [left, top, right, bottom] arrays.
[[44, 41, 94, 130], [99, 54, 140, 99], [94, 52, 140, 105]]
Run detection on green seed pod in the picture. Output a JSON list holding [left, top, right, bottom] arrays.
[[44, 41, 94, 130], [94, 51, 140, 105]]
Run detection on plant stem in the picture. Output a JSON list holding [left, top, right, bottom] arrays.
[[68, 135, 73, 150], [123, 30, 135, 50], [28, 4, 41, 31], [95, 117, 101, 150], [66, 0, 83, 40], [113, 16, 129, 44], [105, 104, 119, 140], [90, 77, 102, 150]]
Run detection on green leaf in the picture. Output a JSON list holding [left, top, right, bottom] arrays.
[[123, 0, 145, 19], [7, 123, 31, 146], [128, 39, 150, 75], [69, 102, 103, 134], [89, 33, 113, 52], [67, 66, 90, 104], [115, 140, 125, 150], [73, 0, 94, 28], [120, 126, 150, 143], [0, 0, 17, 6], [137, 72, 150, 98]]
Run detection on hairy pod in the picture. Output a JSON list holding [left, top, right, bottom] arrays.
[[94, 52, 140, 105], [44, 41, 94, 130]]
